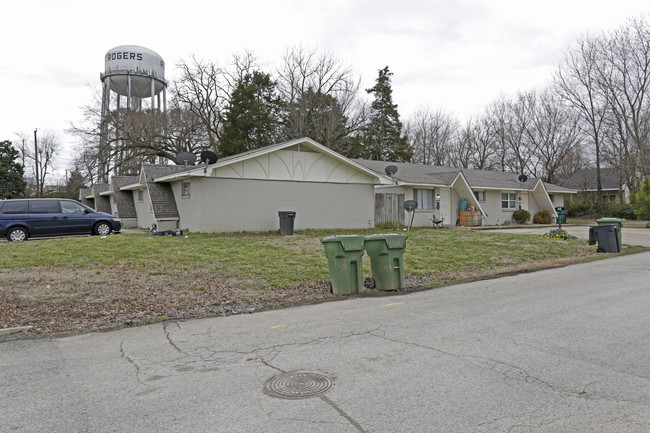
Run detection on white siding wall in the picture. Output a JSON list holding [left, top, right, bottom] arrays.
[[398, 186, 453, 227], [172, 180, 201, 231], [133, 189, 156, 229], [481, 190, 516, 225], [120, 218, 138, 228], [176, 178, 374, 233], [212, 150, 376, 184]]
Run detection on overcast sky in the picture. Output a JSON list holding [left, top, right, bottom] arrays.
[[2, 0, 649, 179]]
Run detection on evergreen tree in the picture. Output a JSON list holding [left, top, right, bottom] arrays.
[[65, 166, 87, 194], [285, 89, 360, 156], [219, 71, 284, 157], [0, 140, 27, 199], [361, 66, 412, 162]]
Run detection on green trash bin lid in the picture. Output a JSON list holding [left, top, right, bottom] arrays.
[[596, 218, 623, 226], [365, 233, 408, 249], [320, 235, 365, 251]]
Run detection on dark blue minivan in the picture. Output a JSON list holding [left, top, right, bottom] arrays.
[[0, 199, 122, 242]]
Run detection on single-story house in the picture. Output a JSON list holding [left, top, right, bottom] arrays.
[[146, 137, 387, 232], [354, 159, 576, 227], [80, 137, 576, 231], [557, 168, 629, 204]]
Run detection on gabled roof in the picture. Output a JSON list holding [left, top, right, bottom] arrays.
[[558, 168, 624, 191], [154, 138, 390, 183], [110, 176, 138, 219], [354, 159, 576, 193], [141, 165, 181, 219]]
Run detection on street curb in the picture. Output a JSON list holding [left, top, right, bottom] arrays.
[[0, 326, 33, 336]]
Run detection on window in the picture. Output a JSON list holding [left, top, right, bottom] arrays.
[[501, 193, 516, 209], [182, 182, 191, 197], [61, 201, 87, 214], [414, 189, 434, 210], [29, 200, 60, 214], [0, 201, 29, 214], [474, 191, 486, 202], [137, 190, 144, 202]]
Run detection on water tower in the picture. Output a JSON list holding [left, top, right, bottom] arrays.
[[100, 45, 167, 115]]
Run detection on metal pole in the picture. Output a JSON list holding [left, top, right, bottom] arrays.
[[33, 128, 39, 197]]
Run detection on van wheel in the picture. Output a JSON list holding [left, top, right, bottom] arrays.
[[7, 227, 28, 242], [93, 222, 112, 236]]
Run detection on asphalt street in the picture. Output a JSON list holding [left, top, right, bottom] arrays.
[[2, 241, 650, 432]]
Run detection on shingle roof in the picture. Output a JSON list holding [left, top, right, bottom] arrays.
[[141, 165, 182, 219], [558, 168, 623, 191], [353, 159, 572, 192], [92, 183, 111, 213], [111, 176, 138, 219]]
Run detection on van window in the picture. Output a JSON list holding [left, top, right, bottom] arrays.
[[29, 200, 60, 214], [1, 201, 29, 214], [61, 200, 87, 214]]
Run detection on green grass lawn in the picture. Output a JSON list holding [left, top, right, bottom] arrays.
[[0, 227, 599, 290], [4, 227, 641, 335]]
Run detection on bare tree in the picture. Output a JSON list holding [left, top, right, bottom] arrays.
[[525, 89, 583, 183], [276, 46, 366, 156], [596, 16, 650, 192], [486, 94, 536, 176], [554, 33, 608, 197], [172, 52, 259, 152], [406, 106, 459, 166], [453, 114, 500, 170], [18, 129, 60, 195]]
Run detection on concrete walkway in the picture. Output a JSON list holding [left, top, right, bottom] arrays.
[[2, 251, 650, 432]]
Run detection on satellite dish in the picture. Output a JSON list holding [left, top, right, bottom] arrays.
[[403, 200, 418, 232], [175, 152, 196, 166], [200, 151, 218, 165], [403, 200, 418, 212], [385, 165, 398, 176], [518, 174, 528, 183], [385, 165, 399, 185]]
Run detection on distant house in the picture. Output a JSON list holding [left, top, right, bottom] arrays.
[[558, 168, 628, 204], [354, 160, 576, 226]]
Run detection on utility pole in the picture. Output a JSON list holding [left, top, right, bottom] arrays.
[[34, 128, 39, 197]]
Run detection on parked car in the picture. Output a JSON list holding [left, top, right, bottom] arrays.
[[0, 198, 122, 242]]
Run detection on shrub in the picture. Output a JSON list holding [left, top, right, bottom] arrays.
[[630, 176, 650, 220], [512, 209, 531, 224], [565, 200, 592, 218], [608, 203, 636, 220], [533, 210, 552, 224], [542, 228, 577, 240]]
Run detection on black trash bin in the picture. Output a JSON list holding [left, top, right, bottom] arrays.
[[588, 224, 620, 253], [278, 211, 296, 236]]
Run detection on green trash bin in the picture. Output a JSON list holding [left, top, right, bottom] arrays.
[[555, 206, 567, 224], [364, 234, 408, 291], [321, 235, 365, 295], [596, 217, 622, 247]]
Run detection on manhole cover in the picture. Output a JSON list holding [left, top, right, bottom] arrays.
[[263, 371, 337, 399]]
